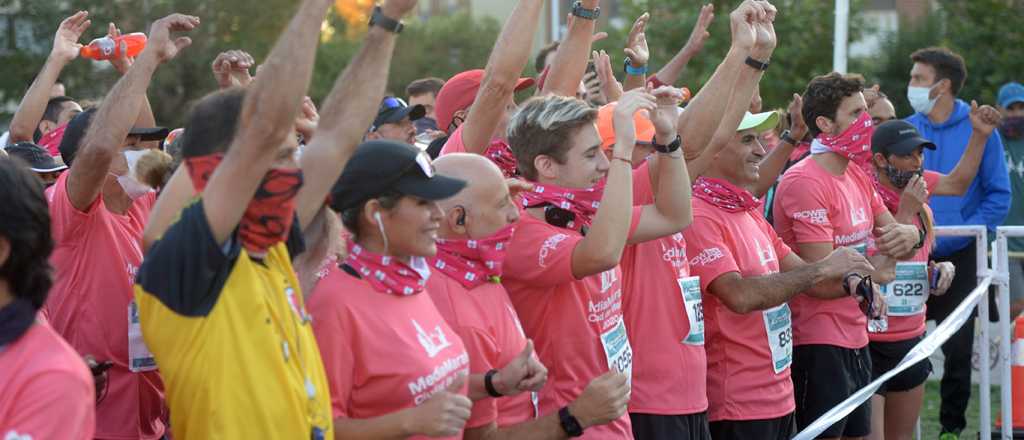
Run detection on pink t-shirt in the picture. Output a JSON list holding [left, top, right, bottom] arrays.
[[773, 158, 887, 349], [427, 274, 535, 428], [440, 125, 470, 155], [684, 197, 795, 421], [310, 264, 470, 440], [502, 207, 643, 440], [620, 163, 708, 415], [43, 171, 165, 439], [868, 171, 940, 342], [0, 322, 95, 440]]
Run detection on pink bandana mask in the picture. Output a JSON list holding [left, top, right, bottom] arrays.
[[344, 242, 431, 296], [692, 176, 762, 213], [38, 123, 68, 157], [430, 224, 515, 289], [486, 141, 518, 178], [519, 181, 605, 230], [811, 111, 875, 173]]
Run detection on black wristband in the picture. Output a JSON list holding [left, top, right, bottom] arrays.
[[484, 369, 503, 398], [368, 6, 404, 33], [559, 406, 584, 437], [843, 273, 863, 296], [744, 56, 770, 71], [653, 135, 682, 154], [780, 130, 798, 146]]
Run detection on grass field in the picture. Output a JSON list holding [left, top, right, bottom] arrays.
[[920, 380, 1002, 439]]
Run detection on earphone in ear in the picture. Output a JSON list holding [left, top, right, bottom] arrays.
[[373, 210, 390, 253], [373, 211, 383, 225]]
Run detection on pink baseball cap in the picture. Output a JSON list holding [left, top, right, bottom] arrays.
[[434, 70, 535, 134]]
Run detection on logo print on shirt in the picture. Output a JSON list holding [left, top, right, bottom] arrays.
[[538, 233, 569, 268], [690, 247, 725, 266], [413, 319, 452, 358], [849, 198, 867, 226], [755, 239, 776, 267], [793, 208, 829, 225], [600, 269, 618, 293]]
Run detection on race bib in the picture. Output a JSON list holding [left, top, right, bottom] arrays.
[[678, 276, 704, 345], [600, 318, 633, 381], [763, 304, 793, 374], [852, 242, 868, 255], [881, 262, 928, 316], [128, 300, 157, 372]]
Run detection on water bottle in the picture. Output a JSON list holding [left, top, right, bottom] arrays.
[[80, 33, 147, 61]]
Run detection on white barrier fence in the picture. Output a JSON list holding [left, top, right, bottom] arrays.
[[793, 226, 1011, 440]]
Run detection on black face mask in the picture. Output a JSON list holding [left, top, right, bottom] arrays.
[[883, 163, 922, 189], [1001, 116, 1024, 140]]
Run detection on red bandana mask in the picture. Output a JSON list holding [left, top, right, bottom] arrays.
[[430, 224, 515, 289], [519, 181, 605, 230], [184, 154, 303, 254], [811, 111, 875, 173], [38, 123, 67, 157], [345, 242, 430, 296], [693, 176, 762, 213], [486, 141, 518, 178]]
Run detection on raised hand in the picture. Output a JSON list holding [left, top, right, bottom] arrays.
[[751, 1, 778, 58], [649, 85, 687, 137], [295, 96, 319, 142], [624, 13, 650, 68], [863, 84, 884, 108], [52, 11, 91, 63], [729, 1, 761, 51], [567, 371, 631, 429], [594, 50, 623, 103], [787, 93, 808, 141], [411, 374, 472, 437], [211, 50, 255, 89], [381, 0, 421, 19], [970, 100, 1003, 137], [897, 174, 928, 218], [613, 89, 658, 149], [106, 23, 134, 75], [142, 13, 200, 64], [682, 4, 714, 57]]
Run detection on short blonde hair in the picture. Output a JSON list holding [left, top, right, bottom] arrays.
[[507, 95, 597, 181]]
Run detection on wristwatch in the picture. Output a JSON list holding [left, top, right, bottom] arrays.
[[369, 6, 404, 33], [571, 1, 601, 20], [913, 227, 927, 250], [623, 58, 648, 76], [559, 407, 584, 437], [744, 56, 770, 71], [484, 369, 503, 398], [780, 130, 798, 146], [653, 135, 682, 154]]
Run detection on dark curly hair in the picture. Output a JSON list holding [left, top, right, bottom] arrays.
[[911, 47, 967, 96], [0, 157, 55, 310], [802, 72, 865, 137]]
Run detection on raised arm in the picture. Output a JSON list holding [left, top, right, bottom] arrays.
[[627, 86, 692, 245], [105, 23, 162, 150], [934, 101, 1002, 196], [652, 4, 713, 87], [753, 94, 807, 197], [541, 0, 600, 97], [571, 90, 653, 278], [621, 13, 649, 92], [201, 0, 330, 245], [297, 0, 420, 229], [678, 0, 768, 160], [9, 11, 90, 143], [460, 0, 545, 154], [67, 14, 198, 211]]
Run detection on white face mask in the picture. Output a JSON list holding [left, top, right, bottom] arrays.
[[907, 82, 940, 115], [117, 150, 152, 200]]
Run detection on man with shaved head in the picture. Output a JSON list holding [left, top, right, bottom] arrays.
[[429, 153, 633, 439]]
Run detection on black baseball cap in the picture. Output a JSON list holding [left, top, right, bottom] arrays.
[[58, 108, 170, 166], [871, 120, 936, 156], [329, 139, 466, 212], [371, 97, 425, 132], [5, 142, 67, 173]]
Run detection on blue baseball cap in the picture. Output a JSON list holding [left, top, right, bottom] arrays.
[[998, 82, 1024, 109]]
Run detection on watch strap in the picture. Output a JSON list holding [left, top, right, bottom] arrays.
[[571, 1, 601, 20], [780, 130, 798, 146], [484, 369, 503, 398], [653, 135, 682, 154], [623, 58, 648, 76], [558, 406, 584, 437], [369, 6, 404, 33], [744, 56, 770, 71]]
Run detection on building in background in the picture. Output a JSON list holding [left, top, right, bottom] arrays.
[[851, 0, 933, 57]]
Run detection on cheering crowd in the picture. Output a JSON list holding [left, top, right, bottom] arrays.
[[0, 0, 1020, 439]]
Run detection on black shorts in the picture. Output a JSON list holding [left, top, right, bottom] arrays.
[[793, 344, 873, 438], [629, 412, 710, 440], [708, 413, 796, 440], [869, 335, 932, 394]]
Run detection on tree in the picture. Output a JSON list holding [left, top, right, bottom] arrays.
[[860, 0, 1024, 117]]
